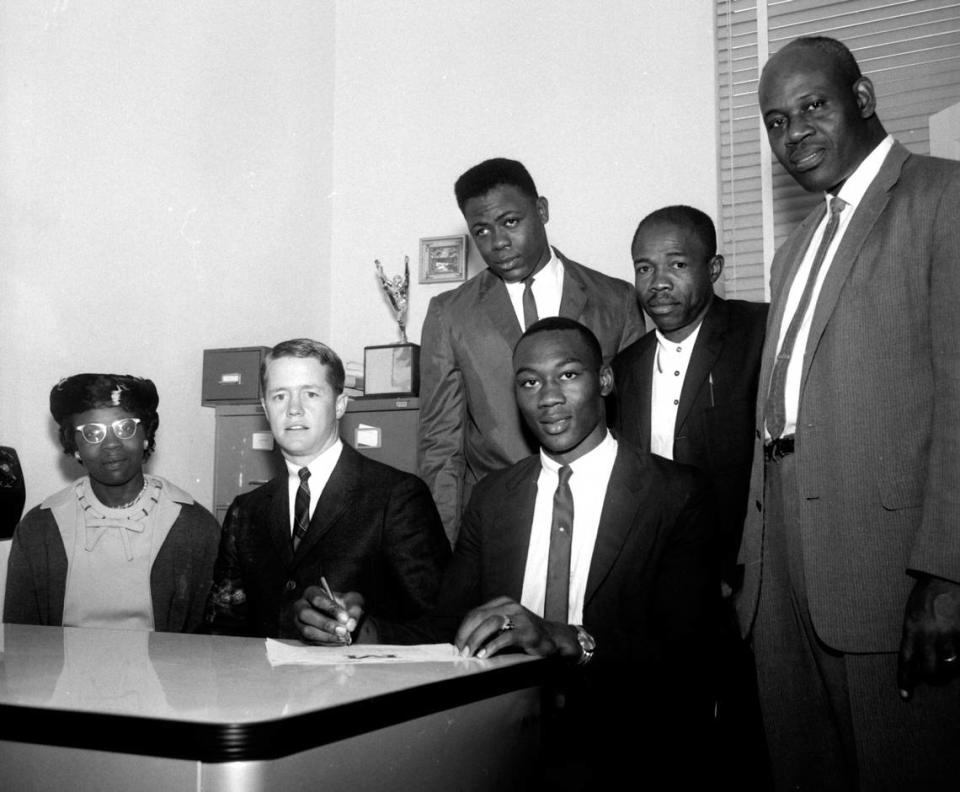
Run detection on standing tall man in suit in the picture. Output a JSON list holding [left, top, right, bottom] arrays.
[[612, 205, 768, 787], [738, 36, 960, 789], [418, 158, 644, 544], [207, 338, 449, 639]]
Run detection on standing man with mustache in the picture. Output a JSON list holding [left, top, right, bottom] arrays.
[[207, 338, 450, 639], [738, 36, 960, 789], [612, 205, 768, 788], [418, 158, 644, 546], [613, 205, 767, 597]]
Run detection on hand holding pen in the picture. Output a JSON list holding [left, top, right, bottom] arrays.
[[293, 576, 366, 645]]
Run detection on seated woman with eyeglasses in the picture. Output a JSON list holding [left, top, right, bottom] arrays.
[[3, 374, 220, 632]]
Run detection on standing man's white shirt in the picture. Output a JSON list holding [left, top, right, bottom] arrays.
[[521, 430, 618, 624], [650, 322, 703, 460], [503, 248, 564, 327], [771, 135, 894, 439]]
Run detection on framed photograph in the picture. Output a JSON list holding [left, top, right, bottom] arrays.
[[419, 235, 467, 283]]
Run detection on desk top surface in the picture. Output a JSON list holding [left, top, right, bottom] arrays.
[[0, 623, 543, 761]]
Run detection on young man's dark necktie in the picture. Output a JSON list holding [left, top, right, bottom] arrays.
[[543, 465, 573, 623], [292, 467, 311, 551], [522, 276, 539, 329]]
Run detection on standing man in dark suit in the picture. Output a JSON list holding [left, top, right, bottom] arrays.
[[737, 36, 960, 789], [613, 205, 767, 590], [612, 205, 769, 787], [418, 158, 644, 545], [207, 338, 449, 639]]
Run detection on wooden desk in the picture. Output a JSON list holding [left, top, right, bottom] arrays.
[[0, 624, 544, 791]]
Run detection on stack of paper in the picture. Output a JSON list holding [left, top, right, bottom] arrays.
[[265, 639, 464, 666]]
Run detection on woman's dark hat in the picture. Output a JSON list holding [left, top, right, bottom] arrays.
[[50, 374, 159, 423]]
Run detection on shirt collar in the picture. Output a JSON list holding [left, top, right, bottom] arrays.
[[538, 429, 617, 476], [284, 438, 343, 480], [834, 134, 894, 211], [504, 245, 561, 289], [654, 317, 704, 352], [536, 246, 563, 289]]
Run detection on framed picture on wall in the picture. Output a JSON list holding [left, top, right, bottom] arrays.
[[419, 235, 467, 283]]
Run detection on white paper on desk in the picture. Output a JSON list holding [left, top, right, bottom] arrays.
[[266, 639, 462, 666]]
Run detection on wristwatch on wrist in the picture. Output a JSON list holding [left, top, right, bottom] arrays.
[[574, 625, 596, 665]]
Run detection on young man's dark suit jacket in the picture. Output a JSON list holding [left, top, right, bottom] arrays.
[[404, 439, 718, 784], [207, 443, 450, 638], [612, 296, 768, 582], [418, 248, 644, 545]]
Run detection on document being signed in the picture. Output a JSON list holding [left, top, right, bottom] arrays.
[[265, 639, 466, 666]]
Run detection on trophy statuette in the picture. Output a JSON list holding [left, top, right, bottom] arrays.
[[365, 256, 420, 397]]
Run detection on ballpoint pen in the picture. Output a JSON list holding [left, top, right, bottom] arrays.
[[320, 576, 352, 645]]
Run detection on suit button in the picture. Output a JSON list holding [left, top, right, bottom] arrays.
[[285, 580, 297, 592]]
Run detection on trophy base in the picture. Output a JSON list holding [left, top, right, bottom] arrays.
[[363, 343, 420, 397]]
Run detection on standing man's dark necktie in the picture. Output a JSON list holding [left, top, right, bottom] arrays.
[[292, 467, 311, 551], [522, 276, 539, 329], [764, 196, 847, 439], [544, 465, 574, 623]]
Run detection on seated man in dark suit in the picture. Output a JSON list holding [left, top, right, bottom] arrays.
[[295, 318, 717, 786], [207, 338, 450, 639], [611, 206, 769, 787]]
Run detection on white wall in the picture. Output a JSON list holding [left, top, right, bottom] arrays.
[[1, 0, 718, 514], [0, 1, 336, 512], [328, 0, 718, 362]]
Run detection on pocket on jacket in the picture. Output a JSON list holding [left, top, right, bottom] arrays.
[[878, 470, 924, 510]]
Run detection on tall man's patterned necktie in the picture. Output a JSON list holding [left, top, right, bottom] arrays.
[[765, 196, 847, 439]]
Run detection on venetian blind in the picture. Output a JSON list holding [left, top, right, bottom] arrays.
[[716, 0, 960, 300]]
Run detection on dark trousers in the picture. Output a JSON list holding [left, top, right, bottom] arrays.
[[714, 602, 772, 791], [753, 453, 960, 791]]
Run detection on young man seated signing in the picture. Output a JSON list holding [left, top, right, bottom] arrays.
[[294, 319, 718, 787]]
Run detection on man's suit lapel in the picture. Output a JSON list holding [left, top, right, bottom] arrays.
[[676, 298, 727, 434], [800, 144, 906, 395], [293, 445, 357, 562], [495, 459, 540, 597], [479, 269, 523, 350], [632, 337, 656, 452], [262, 476, 294, 567], [584, 445, 646, 605], [557, 250, 588, 320]]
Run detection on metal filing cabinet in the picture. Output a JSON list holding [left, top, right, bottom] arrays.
[[202, 346, 270, 405], [203, 347, 284, 524], [211, 404, 285, 524], [340, 397, 419, 475]]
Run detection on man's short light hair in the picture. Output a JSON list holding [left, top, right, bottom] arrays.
[[260, 338, 345, 396]]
